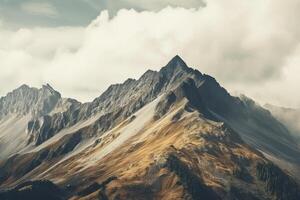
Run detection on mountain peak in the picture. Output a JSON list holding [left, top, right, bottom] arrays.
[[42, 83, 54, 90], [18, 84, 30, 90], [0, 84, 62, 118], [166, 55, 188, 69], [41, 83, 61, 97], [13, 84, 35, 94], [159, 55, 193, 80]]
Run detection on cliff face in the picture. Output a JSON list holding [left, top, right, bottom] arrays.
[[0, 56, 299, 200]]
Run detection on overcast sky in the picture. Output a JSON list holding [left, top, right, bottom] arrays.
[[0, 0, 204, 28], [0, 0, 300, 108]]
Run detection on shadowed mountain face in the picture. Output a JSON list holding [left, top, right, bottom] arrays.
[[0, 56, 300, 200], [0, 180, 65, 200]]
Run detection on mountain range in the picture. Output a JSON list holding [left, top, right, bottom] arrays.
[[0, 56, 299, 200]]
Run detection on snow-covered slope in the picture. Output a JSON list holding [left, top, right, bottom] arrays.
[[0, 114, 31, 159], [81, 95, 162, 169]]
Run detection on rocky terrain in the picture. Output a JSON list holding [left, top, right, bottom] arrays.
[[0, 56, 300, 199]]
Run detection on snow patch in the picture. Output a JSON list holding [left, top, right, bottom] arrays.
[[80, 96, 162, 169], [0, 114, 31, 159], [24, 113, 102, 153]]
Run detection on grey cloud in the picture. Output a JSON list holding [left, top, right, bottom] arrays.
[[20, 2, 59, 18], [120, 0, 205, 11]]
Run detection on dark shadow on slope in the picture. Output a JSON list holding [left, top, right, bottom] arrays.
[[0, 180, 65, 200], [165, 154, 220, 200]]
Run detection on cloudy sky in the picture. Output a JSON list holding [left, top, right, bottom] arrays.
[[0, 0, 300, 108]]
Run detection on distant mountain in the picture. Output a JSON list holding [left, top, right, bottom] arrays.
[[0, 56, 300, 200], [265, 104, 300, 143], [0, 84, 81, 158]]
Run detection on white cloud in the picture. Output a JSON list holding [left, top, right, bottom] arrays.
[[0, 0, 300, 108], [20, 2, 59, 18]]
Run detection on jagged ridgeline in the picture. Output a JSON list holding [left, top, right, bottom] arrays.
[[0, 56, 300, 200]]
